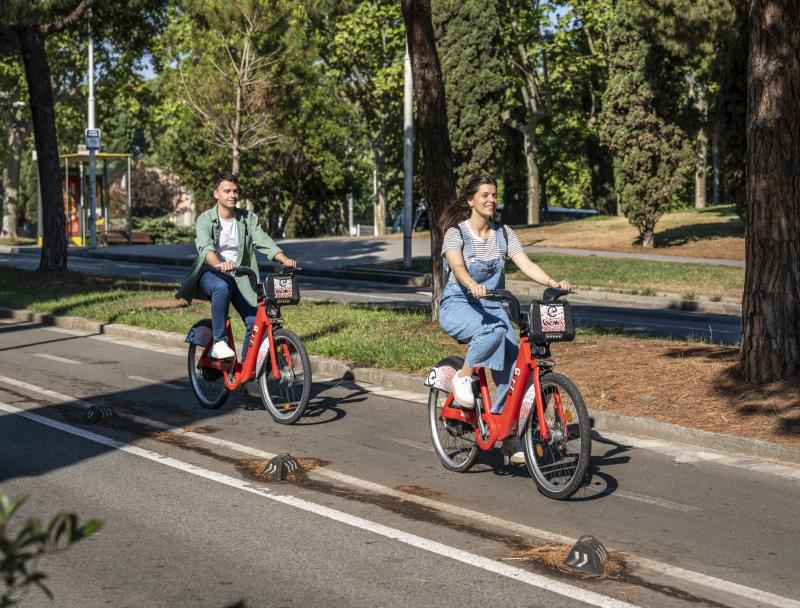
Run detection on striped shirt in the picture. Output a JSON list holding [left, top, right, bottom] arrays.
[[442, 222, 524, 283]]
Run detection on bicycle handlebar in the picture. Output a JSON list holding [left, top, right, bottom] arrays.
[[482, 287, 572, 330]]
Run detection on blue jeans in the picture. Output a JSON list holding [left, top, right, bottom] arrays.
[[440, 298, 518, 413], [198, 269, 257, 360]]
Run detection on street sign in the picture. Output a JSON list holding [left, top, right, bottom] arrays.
[[85, 128, 101, 151]]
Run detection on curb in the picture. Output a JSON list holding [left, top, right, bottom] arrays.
[[1, 305, 794, 465], [64, 248, 739, 315]]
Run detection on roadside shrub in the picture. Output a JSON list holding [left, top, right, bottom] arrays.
[[132, 215, 194, 244]]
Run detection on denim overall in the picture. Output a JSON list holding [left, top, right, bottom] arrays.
[[440, 224, 518, 413]]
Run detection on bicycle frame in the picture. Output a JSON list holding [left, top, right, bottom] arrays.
[[440, 334, 559, 451], [196, 300, 290, 391]]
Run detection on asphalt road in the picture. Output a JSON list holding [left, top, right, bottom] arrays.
[[0, 320, 796, 608], [0, 252, 741, 344]]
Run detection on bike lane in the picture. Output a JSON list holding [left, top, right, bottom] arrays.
[[0, 319, 797, 608]]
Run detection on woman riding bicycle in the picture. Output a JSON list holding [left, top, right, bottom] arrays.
[[439, 175, 570, 428]]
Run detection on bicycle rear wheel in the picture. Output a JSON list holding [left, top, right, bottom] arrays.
[[428, 357, 479, 472], [522, 372, 590, 499], [258, 328, 312, 424], [188, 342, 230, 409]]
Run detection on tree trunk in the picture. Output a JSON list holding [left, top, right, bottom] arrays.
[[17, 26, 67, 270], [740, 0, 800, 383], [373, 129, 387, 237], [641, 228, 654, 248], [695, 91, 709, 209], [401, 0, 456, 322], [523, 128, 541, 225], [2, 122, 22, 239]]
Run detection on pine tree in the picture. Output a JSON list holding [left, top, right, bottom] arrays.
[[432, 0, 504, 186], [600, 1, 690, 247]]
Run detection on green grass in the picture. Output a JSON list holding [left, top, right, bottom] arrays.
[[510, 254, 743, 298], [355, 254, 743, 299], [0, 267, 459, 374], [0, 266, 720, 374]]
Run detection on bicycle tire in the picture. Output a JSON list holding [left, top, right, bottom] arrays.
[[258, 328, 312, 424], [188, 342, 230, 409], [522, 372, 591, 499], [428, 357, 480, 472]]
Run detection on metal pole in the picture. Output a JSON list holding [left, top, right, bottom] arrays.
[[79, 161, 85, 246], [402, 41, 414, 270], [126, 157, 132, 245], [87, 12, 97, 249], [347, 191, 354, 236]]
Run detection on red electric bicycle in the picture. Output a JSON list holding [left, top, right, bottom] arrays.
[[425, 288, 591, 499], [185, 266, 312, 424]]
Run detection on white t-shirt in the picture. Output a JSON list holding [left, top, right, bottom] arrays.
[[216, 216, 239, 264]]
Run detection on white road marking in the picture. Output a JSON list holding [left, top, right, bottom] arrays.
[[308, 289, 404, 301], [0, 400, 640, 608], [613, 490, 699, 512], [33, 353, 80, 365], [599, 430, 800, 481], [1, 375, 800, 607], [128, 375, 184, 391]]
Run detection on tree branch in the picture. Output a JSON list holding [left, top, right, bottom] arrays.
[[40, 0, 98, 37]]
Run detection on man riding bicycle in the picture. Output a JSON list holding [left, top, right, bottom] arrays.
[[176, 172, 297, 360]]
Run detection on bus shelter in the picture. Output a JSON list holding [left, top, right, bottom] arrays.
[[38, 152, 132, 246]]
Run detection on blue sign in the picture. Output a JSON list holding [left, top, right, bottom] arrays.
[[85, 128, 101, 151]]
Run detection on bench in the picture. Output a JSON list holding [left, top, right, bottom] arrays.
[[106, 230, 153, 246]]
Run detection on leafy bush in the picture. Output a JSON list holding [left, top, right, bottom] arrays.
[[1, 493, 101, 607], [132, 215, 194, 244]]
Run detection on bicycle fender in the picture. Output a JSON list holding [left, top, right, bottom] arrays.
[[255, 338, 272, 378], [424, 356, 464, 391], [186, 320, 212, 346], [517, 383, 538, 438]]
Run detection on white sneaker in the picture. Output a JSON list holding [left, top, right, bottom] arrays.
[[505, 437, 526, 465], [209, 340, 235, 359], [450, 370, 475, 408]]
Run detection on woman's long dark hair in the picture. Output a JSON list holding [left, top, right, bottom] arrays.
[[439, 175, 497, 235]]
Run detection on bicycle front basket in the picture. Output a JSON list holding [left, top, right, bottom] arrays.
[[266, 273, 300, 305], [529, 300, 575, 343]]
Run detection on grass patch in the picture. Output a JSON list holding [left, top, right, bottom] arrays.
[[511, 254, 742, 298], [354, 254, 743, 299], [3, 266, 798, 447], [0, 267, 457, 374], [513, 205, 744, 261]]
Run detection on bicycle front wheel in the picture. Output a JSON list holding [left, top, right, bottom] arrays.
[[258, 328, 312, 424], [188, 342, 230, 409], [522, 372, 591, 499]]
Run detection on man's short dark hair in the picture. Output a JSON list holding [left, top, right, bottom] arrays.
[[213, 172, 239, 189]]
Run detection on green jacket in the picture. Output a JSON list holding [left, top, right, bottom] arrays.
[[175, 207, 283, 305]]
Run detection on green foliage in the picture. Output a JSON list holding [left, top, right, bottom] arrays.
[[600, 1, 692, 246], [0, 493, 101, 607], [132, 215, 194, 244], [433, 0, 505, 186]]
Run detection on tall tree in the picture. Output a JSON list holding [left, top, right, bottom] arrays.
[[177, 1, 282, 177], [326, 0, 404, 236], [497, 0, 553, 225], [432, 0, 504, 186], [600, 1, 691, 247], [401, 0, 456, 320], [2, 0, 98, 270], [636, 0, 737, 209], [740, 0, 800, 383], [0, 57, 28, 239]]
